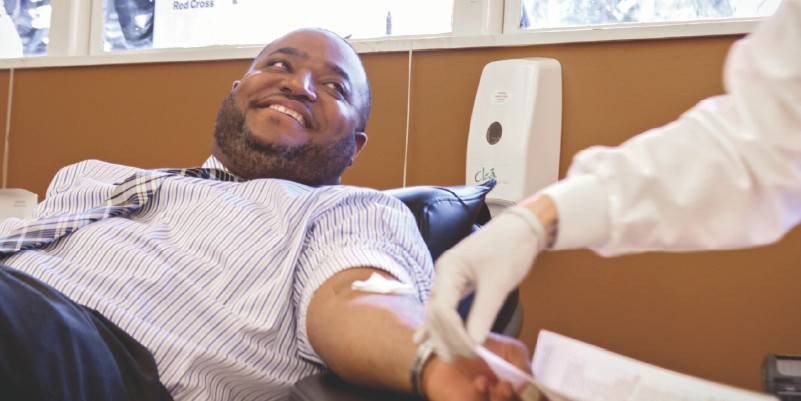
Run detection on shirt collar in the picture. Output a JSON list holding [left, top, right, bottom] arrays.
[[202, 155, 242, 180]]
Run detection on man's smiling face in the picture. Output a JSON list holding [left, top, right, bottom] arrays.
[[212, 29, 370, 185]]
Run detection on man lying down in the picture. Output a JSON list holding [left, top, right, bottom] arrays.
[[0, 29, 529, 401]]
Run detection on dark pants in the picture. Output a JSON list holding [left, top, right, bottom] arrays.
[[0, 264, 173, 401]]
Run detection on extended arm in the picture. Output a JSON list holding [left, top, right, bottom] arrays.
[[542, 0, 801, 255], [307, 267, 530, 401]]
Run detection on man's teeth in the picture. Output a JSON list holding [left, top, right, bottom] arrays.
[[268, 104, 305, 126]]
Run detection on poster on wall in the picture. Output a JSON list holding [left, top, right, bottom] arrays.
[[152, 0, 451, 48], [153, 0, 246, 48]]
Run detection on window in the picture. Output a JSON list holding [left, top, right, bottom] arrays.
[[1, 0, 51, 57], [0, 0, 782, 65], [520, 0, 781, 30], [103, 0, 454, 52]]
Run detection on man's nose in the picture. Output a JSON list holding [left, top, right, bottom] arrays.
[[280, 72, 317, 102]]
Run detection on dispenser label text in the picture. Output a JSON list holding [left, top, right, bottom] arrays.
[[492, 91, 510, 104], [473, 167, 497, 183]]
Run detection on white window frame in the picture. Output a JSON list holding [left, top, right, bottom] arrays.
[[48, 0, 93, 57], [503, 0, 522, 33], [0, 0, 765, 69], [89, 0, 105, 55]]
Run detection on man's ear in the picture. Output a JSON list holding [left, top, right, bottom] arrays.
[[353, 132, 368, 160], [231, 80, 241, 91]]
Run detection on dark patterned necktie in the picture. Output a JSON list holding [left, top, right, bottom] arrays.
[[0, 167, 239, 254]]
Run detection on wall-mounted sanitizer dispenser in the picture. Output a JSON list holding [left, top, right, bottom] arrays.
[[466, 58, 562, 216]]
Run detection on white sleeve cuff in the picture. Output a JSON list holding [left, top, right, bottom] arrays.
[[541, 175, 611, 250]]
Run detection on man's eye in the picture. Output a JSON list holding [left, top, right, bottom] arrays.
[[325, 82, 346, 96], [267, 60, 288, 70]]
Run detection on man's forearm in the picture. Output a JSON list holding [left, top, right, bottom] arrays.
[[308, 268, 533, 401], [306, 268, 423, 393]]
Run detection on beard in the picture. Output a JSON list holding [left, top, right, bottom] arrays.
[[213, 93, 356, 186]]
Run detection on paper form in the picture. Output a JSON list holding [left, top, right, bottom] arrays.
[[531, 330, 778, 401]]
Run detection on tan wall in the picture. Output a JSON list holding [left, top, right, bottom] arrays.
[[407, 36, 733, 185], [0, 70, 8, 182], [8, 61, 244, 195], [5, 35, 800, 392], [347, 52, 410, 189]]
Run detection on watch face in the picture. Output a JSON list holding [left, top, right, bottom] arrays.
[[778, 359, 801, 377]]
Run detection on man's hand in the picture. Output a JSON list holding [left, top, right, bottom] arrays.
[[416, 199, 556, 362], [422, 333, 532, 401]]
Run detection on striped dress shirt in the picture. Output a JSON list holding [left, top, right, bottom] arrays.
[[0, 156, 434, 401]]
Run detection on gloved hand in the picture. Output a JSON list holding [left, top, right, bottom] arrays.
[[415, 206, 547, 362]]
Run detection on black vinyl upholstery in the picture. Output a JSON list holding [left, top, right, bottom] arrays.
[[384, 181, 494, 261], [290, 181, 522, 401], [291, 373, 417, 401]]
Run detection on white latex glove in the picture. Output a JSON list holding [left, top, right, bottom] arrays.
[[414, 206, 546, 362]]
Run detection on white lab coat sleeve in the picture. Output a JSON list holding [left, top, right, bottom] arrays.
[[542, 0, 801, 256]]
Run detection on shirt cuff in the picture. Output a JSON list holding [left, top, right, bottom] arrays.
[[540, 175, 610, 250]]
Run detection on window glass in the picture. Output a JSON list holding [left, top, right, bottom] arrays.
[[1, 0, 51, 58], [520, 0, 781, 29], [104, 0, 453, 52]]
